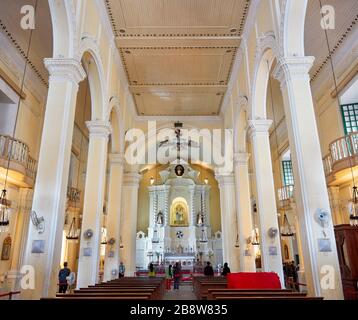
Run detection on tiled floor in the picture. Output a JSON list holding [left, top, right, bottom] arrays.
[[163, 283, 197, 300]]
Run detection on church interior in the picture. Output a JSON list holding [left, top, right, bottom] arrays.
[[0, 0, 358, 302]]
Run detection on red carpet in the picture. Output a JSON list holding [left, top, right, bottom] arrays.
[[227, 272, 281, 289]]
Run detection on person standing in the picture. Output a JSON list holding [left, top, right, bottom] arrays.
[[221, 262, 231, 276], [148, 263, 156, 277], [173, 262, 181, 290], [166, 264, 173, 290], [118, 261, 125, 278], [204, 261, 214, 276], [58, 262, 71, 293]]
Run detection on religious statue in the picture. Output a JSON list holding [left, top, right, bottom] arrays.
[[156, 211, 164, 225], [197, 212, 204, 226], [175, 205, 185, 224], [174, 164, 184, 177]]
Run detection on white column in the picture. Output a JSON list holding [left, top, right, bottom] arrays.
[[120, 172, 141, 276], [21, 58, 86, 299], [248, 120, 284, 286], [103, 153, 125, 281], [273, 56, 343, 299], [216, 172, 240, 272], [234, 152, 256, 271], [77, 121, 111, 289]]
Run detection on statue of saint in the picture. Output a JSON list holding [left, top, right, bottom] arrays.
[[175, 205, 184, 224], [156, 211, 164, 225]]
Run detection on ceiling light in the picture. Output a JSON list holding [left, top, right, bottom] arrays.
[[230, 28, 237, 33], [119, 29, 126, 33]]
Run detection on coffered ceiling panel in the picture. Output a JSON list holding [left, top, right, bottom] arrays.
[[107, 0, 249, 36], [120, 47, 237, 85], [106, 0, 250, 116]]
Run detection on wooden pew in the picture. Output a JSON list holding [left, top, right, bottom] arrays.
[[207, 289, 293, 300]]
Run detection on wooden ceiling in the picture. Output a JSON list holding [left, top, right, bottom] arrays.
[[106, 0, 250, 116]]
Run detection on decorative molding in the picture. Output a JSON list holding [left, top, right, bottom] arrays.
[[86, 120, 112, 138], [247, 119, 273, 137], [133, 114, 223, 123], [234, 152, 250, 166], [311, 14, 358, 82], [0, 19, 48, 87], [44, 58, 86, 85], [273, 56, 315, 89], [215, 172, 235, 187]]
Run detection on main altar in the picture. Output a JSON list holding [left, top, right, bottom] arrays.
[[136, 162, 223, 270]]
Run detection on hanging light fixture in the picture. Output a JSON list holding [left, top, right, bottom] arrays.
[[101, 227, 108, 245], [119, 236, 124, 249], [0, 1, 38, 233], [0, 190, 11, 233], [280, 213, 295, 237], [66, 217, 79, 240], [348, 186, 358, 226]]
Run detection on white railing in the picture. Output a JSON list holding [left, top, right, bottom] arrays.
[[0, 134, 37, 180], [277, 185, 294, 201], [323, 132, 358, 175]]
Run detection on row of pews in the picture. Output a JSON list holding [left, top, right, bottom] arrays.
[[42, 277, 166, 300], [193, 276, 323, 300]]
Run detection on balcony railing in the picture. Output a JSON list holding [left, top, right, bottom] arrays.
[[67, 187, 81, 202], [0, 134, 37, 182], [277, 185, 294, 202], [323, 132, 358, 176]]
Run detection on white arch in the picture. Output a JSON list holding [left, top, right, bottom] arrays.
[[279, 0, 308, 57], [48, 0, 77, 58], [107, 96, 125, 154], [250, 31, 278, 120], [79, 35, 108, 121]]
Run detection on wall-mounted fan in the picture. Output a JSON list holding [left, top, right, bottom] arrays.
[[30, 210, 45, 234]]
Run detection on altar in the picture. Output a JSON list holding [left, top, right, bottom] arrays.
[[136, 162, 223, 270]]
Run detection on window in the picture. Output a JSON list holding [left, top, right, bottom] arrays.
[[341, 103, 358, 134], [282, 160, 294, 186]]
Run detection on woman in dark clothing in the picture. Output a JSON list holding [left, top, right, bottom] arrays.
[[221, 262, 231, 276], [204, 261, 214, 276], [173, 262, 181, 289]]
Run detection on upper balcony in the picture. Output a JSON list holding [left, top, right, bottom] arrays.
[[323, 132, 358, 185], [0, 134, 37, 187], [277, 184, 294, 209]]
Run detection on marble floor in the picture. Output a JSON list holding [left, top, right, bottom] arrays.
[[163, 282, 197, 300]]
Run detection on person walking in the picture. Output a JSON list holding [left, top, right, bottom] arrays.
[[118, 261, 125, 278], [173, 262, 181, 290], [221, 262, 231, 276], [204, 261, 214, 276], [58, 262, 71, 293]]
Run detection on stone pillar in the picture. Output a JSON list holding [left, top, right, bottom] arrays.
[[120, 172, 141, 276], [21, 58, 86, 299], [103, 153, 125, 281], [248, 120, 284, 286], [216, 172, 240, 271], [328, 186, 345, 225], [234, 152, 256, 272], [273, 56, 343, 299], [77, 121, 111, 289]]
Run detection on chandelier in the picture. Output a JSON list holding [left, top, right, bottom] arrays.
[[66, 217, 79, 240], [0, 189, 11, 233], [281, 213, 295, 237]]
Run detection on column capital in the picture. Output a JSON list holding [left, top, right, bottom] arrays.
[[86, 120, 112, 139], [123, 172, 142, 187], [247, 119, 272, 137], [109, 153, 126, 166], [215, 172, 235, 187], [234, 152, 250, 166], [273, 56, 315, 88], [44, 58, 86, 84]]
